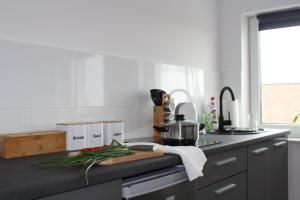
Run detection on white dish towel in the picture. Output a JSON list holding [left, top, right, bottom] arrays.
[[125, 142, 207, 181]]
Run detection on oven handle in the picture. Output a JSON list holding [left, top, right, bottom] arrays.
[[122, 167, 188, 198]]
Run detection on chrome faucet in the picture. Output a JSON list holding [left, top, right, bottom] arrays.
[[219, 86, 236, 132]]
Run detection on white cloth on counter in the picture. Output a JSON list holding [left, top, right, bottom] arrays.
[[125, 142, 207, 181]]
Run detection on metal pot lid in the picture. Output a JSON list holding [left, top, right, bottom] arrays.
[[164, 114, 198, 127]]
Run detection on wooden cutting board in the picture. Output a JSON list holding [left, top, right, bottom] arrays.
[[99, 150, 164, 165]]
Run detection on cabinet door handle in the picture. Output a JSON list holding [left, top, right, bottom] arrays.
[[214, 157, 237, 167], [252, 147, 269, 155], [214, 183, 237, 196], [273, 141, 287, 147]]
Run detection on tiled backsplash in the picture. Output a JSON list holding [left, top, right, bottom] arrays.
[[0, 39, 217, 138]]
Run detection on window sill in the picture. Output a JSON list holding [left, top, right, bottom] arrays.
[[287, 137, 300, 144]]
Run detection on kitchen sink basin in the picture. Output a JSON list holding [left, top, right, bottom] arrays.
[[207, 128, 266, 135]]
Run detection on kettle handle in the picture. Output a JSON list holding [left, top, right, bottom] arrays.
[[175, 102, 185, 116], [153, 125, 169, 132]]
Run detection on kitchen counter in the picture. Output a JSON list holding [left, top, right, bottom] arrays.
[[0, 129, 290, 200]]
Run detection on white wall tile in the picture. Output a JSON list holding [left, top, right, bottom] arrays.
[[56, 108, 83, 123], [158, 64, 205, 116], [76, 54, 105, 107], [0, 109, 24, 133], [102, 56, 156, 106], [204, 70, 221, 101], [0, 40, 76, 108], [24, 109, 57, 130], [0, 39, 218, 137]]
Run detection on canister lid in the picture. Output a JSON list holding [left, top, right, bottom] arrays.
[[103, 120, 123, 123], [57, 121, 103, 125]]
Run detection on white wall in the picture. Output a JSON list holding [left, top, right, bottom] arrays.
[[0, 0, 219, 71], [0, 0, 220, 138]]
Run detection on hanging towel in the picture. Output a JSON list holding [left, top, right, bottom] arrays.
[[126, 142, 207, 181]]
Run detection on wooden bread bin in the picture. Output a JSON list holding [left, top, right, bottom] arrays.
[[0, 131, 66, 159]]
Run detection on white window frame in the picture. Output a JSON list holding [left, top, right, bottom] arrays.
[[248, 16, 300, 137]]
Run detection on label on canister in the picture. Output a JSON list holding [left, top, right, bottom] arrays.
[[56, 124, 86, 151], [103, 121, 124, 145], [86, 123, 104, 148]]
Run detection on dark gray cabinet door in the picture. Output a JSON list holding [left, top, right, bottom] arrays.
[[248, 138, 288, 200], [248, 140, 272, 200], [38, 180, 122, 200], [197, 147, 247, 189], [196, 172, 247, 200], [270, 138, 288, 200]]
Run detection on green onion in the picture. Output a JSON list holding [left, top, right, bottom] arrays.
[[34, 140, 133, 184]]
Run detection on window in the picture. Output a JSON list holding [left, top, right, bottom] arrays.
[[255, 8, 300, 125], [260, 26, 300, 124]]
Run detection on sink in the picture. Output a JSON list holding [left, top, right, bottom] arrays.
[[208, 128, 266, 135]]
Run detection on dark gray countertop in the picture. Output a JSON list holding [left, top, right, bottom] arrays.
[[0, 129, 290, 200]]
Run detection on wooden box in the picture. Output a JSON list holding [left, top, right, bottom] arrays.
[[0, 131, 66, 158]]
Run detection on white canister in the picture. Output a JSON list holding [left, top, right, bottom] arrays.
[[86, 122, 104, 148], [57, 123, 86, 151], [103, 121, 124, 145]]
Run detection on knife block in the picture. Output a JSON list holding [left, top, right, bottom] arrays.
[[152, 94, 171, 139], [153, 106, 164, 138]]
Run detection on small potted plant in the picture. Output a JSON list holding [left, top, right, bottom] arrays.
[[292, 113, 300, 124]]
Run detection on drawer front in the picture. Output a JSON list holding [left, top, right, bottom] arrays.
[[197, 172, 247, 200], [131, 180, 196, 200], [38, 180, 122, 200], [197, 147, 247, 189]]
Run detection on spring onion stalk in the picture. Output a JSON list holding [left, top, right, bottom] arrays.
[[34, 140, 134, 185]]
